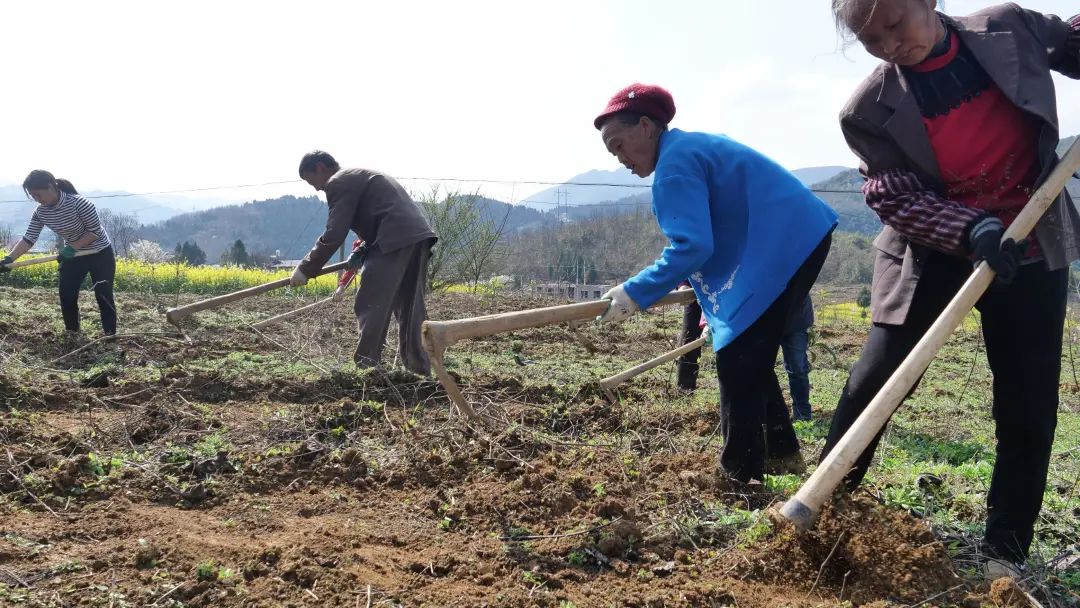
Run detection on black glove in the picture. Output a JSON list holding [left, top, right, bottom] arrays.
[[0, 255, 12, 274], [968, 216, 1021, 285], [346, 243, 371, 270]]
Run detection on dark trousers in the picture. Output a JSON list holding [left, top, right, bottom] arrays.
[[715, 233, 831, 482], [781, 328, 812, 420], [58, 247, 117, 335], [677, 298, 704, 390], [353, 238, 434, 375], [821, 253, 1066, 562]]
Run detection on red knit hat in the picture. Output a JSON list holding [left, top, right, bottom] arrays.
[[594, 83, 676, 130]]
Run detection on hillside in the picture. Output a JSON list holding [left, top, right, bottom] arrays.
[[548, 173, 881, 235], [809, 170, 881, 234], [1059, 134, 1077, 155], [522, 165, 848, 211], [0, 186, 185, 227], [56, 134, 1080, 262], [523, 168, 652, 209], [137, 196, 328, 261], [136, 194, 551, 262], [790, 165, 848, 185]]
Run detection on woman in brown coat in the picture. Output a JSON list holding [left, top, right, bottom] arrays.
[[822, 0, 1080, 576]]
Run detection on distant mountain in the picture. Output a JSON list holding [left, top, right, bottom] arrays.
[[1057, 136, 1079, 197], [0, 185, 187, 228], [523, 168, 651, 209], [523, 164, 848, 212], [809, 170, 882, 234], [471, 196, 549, 233], [526, 168, 881, 234], [1058, 135, 1077, 156], [137, 196, 328, 261], [792, 166, 849, 186], [0, 182, 259, 232], [559, 191, 652, 221], [133, 193, 552, 263]]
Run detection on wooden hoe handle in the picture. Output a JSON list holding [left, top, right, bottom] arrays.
[[422, 289, 697, 423], [165, 261, 349, 326], [779, 139, 1080, 531], [2, 249, 97, 270], [599, 335, 707, 391]]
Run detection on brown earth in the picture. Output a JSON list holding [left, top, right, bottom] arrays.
[[0, 288, 988, 606]]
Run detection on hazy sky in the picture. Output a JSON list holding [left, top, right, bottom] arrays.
[[2, 1, 1078, 204]]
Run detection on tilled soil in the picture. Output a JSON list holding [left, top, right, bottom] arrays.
[[0, 288, 990, 606]]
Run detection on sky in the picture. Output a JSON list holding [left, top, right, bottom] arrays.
[[1, 0, 1078, 206]]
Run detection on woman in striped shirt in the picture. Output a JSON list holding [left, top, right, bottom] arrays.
[[0, 170, 117, 336]]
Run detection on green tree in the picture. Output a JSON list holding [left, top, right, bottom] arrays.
[[220, 239, 250, 266], [175, 240, 207, 266], [857, 285, 872, 309], [416, 187, 509, 290]]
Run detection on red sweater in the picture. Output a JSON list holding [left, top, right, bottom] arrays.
[[861, 16, 1080, 258], [908, 30, 1040, 249]]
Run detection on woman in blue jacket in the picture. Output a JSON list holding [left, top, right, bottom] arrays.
[[594, 84, 838, 483]]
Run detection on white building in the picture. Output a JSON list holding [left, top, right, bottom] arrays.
[[530, 282, 613, 301]]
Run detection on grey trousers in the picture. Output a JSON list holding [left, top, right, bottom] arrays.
[[353, 238, 434, 375]]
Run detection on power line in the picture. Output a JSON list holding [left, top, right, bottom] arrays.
[[0, 174, 866, 207], [397, 176, 653, 189], [0, 179, 304, 205]]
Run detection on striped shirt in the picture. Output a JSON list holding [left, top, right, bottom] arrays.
[[21, 192, 111, 252]]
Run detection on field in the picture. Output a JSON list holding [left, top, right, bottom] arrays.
[[0, 258, 341, 297], [0, 256, 504, 299], [0, 283, 1078, 607]]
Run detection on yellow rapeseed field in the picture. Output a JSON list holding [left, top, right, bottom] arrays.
[[0, 254, 339, 297]]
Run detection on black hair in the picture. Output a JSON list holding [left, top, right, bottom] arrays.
[[23, 170, 59, 197], [298, 150, 340, 177], [55, 179, 78, 195], [22, 170, 79, 198], [602, 111, 668, 131]]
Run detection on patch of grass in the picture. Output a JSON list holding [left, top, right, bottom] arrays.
[[195, 560, 218, 582], [194, 560, 234, 583], [567, 551, 586, 567], [521, 570, 546, 589], [194, 432, 231, 458]]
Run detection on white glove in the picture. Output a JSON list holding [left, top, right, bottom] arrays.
[[289, 266, 309, 287], [701, 324, 712, 347], [331, 286, 346, 302], [596, 283, 640, 324]]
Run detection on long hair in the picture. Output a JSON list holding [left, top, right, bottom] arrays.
[[55, 179, 78, 195], [21, 170, 78, 196]]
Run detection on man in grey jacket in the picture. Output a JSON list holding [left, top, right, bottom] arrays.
[[291, 151, 437, 375]]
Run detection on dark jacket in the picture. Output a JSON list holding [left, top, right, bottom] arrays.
[[840, 4, 1080, 324], [299, 168, 436, 277]]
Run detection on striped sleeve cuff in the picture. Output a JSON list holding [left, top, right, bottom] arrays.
[[1070, 14, 1080, 49], [863, 169, 982, 256]]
